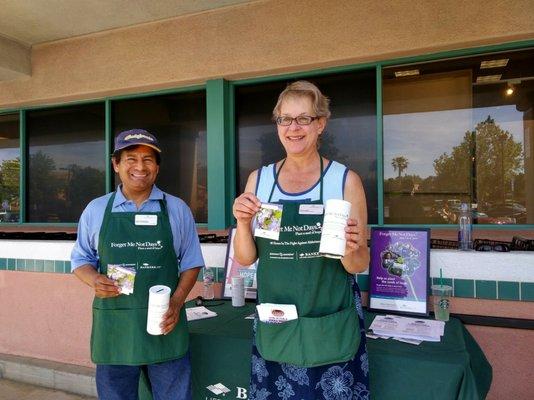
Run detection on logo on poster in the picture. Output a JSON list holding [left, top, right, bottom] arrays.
[[205, 382, 247, 399]]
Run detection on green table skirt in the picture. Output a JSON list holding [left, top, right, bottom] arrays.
[[139, 301, 492, 400]]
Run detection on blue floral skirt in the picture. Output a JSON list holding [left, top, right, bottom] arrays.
[[249, 276, 370, 400]]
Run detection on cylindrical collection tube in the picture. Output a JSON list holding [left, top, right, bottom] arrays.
[[319, 199, 351, 259], [146, 285, 171, 335], [231, 276, 245, 307]]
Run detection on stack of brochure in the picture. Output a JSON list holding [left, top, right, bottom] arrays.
[[186, 306, 218, 321], [369, 315, 445, 344]]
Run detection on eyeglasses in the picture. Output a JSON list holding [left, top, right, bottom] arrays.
[[474, 243, 510, 252], [275, 115, 319, 126]]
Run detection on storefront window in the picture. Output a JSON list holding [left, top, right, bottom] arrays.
[[383, 49, 534, 224], [236, 70, 378, 223], [0, 114, 20, 223], [27, 104, 106, 223], [112, 92, 207, 223]]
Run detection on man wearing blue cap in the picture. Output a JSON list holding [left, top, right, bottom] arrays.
[[71, 129, 204, 400]]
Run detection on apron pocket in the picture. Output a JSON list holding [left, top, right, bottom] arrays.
[[256, 304, 360, 367], [91, 307, 189, 365]]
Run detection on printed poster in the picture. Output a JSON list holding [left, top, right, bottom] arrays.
[[369, 228, 430, 316], [223, 227, 258, 300]]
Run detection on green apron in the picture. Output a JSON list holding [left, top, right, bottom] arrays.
[[255, 158, 360, 368], [91, 192, 189, 365]]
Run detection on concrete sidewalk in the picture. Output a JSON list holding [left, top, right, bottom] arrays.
[[0, 378, 96, 400], [0, 353, 96, 398]]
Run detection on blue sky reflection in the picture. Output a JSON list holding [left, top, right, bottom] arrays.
[[384, 105, 525, 179]]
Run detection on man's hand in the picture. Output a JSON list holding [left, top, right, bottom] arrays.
[[93, 274, 121, 298], [159, 267, 201, 335], [73, 264, 120, 298], [160, 295, 183, 335]]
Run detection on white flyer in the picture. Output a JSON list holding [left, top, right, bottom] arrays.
[[256, 303, 298, 324], [370, 314, 444, 342], [388, 314, 444, 336], [393, 337, 423, 345], [186, 306, 218, 321]]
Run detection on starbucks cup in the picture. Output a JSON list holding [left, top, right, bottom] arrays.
[[319, 199, 351, 259], [431, 284, 452, 322], [231, 276, 245, 307], [147, 285, 171, 335]]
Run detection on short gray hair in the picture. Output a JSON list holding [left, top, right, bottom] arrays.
[[272, 80, 331, 120]]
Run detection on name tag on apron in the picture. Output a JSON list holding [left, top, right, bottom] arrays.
[[299, 204, 324, 215], [135, 214, 158, 226]]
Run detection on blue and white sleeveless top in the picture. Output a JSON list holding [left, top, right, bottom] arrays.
[[255, 160, 349, 203]]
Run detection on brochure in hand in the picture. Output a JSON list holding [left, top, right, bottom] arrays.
[[107, 264, 136, 295], [254, 203, 283, 240]]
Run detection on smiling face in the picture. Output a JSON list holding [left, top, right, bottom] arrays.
[[277, 95, 326, 157], [112, 145, 159, 200]]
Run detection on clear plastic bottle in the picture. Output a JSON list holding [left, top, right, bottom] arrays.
[[458, 203, 473, 251], [202, 267, 215, 300]]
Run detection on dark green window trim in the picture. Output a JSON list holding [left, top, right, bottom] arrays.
[[376, 64, 384, 226], [206, 79, 235, 230], [105, 99, 113, 193], [19, 110, 26, 223]]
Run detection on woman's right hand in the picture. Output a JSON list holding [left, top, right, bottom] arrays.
[[233, 192, 261, 225]]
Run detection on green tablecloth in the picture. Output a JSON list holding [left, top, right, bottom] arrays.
[[140, 300, 492, 400]]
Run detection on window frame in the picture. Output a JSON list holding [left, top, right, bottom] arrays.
[[0, 84, 207, 227], [1, 39, 533, 231], [227, 40, 534, 232]]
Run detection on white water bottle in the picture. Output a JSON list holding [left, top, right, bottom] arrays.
[[458, 203, 472, 251], [202, 267, 215, 300]]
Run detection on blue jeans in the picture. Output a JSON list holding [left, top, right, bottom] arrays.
[[96, 354, 192, 400]]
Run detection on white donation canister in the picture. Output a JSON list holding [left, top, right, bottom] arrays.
[[146, 285, 171, 335], [319, 199, 351, 259], [231, 276, 245, 307]]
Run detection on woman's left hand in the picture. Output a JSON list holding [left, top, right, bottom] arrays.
[[344, 218, 366, 256]]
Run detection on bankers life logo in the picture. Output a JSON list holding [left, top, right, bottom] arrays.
[[205, 382, 247, 399]]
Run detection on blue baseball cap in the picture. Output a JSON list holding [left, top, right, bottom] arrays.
[[114, 129, 161, 154]]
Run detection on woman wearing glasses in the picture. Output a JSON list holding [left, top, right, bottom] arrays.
[[233, 81, 370, 399]]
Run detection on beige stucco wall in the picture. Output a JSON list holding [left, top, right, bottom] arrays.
[[0, 36, 31, 81], [1, 0, 533, 108], [0, 271, 214, 367]]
